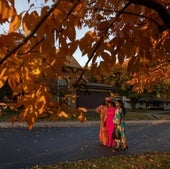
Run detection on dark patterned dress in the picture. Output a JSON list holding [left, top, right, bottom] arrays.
[[113, 107, 125, 137]]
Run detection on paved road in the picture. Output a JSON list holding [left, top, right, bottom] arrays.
[[0, 123, 170, 169]]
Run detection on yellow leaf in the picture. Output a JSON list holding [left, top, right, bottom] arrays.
[[37, 95, 46, 114], [32, 68, 41, 75], [78, 107, 88, 113], [58, 111, 69, 118], [0, 78, 7, 88], [0, 68, 7, 87], [28, 123, 34, 130], [23, 22, 30, 36], [77, 114, 86, 122], [14, 72, 20, 83], [8, 14, 21, 33], [7, 71, 20, 91], [8, 75, 16, 91]]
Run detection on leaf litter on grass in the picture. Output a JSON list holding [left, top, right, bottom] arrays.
[[31, 152, 170, 169]]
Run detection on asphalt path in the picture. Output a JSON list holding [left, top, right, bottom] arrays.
[[0, 123, 170, 169]]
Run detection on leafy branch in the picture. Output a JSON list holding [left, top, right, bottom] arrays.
[[75, 2, 132, 85], [128, 0, 170, 31], [0, 0, 81, 65], [18, 37, 46, 55], [0, 1, 60, 65]]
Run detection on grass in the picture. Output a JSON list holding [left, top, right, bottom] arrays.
[[85, 110, 151, 121], [85, 109, 170, 121], [31, 152, 170, 169], [125, 111, 154, 120], [0, 108, 170, 122], [124, 110, 170, 120], [0, 108, 19, 122]]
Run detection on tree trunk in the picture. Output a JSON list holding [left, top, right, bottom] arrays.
[[129, 98, 138, 111], [130, 101, 136, 111]]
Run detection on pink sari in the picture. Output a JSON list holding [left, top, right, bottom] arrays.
[[105, 107, 116, 147]]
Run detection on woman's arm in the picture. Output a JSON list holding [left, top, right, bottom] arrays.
[[113, 109, 121, 125]]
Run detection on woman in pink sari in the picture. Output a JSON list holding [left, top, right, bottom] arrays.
[[105, 100, 116, 148]]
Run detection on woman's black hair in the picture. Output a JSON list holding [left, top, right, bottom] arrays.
[[112, 100, 116, 107], [117, 99, 126, 116], [107, 100, 116, 107], [102, 100, 106, 106]]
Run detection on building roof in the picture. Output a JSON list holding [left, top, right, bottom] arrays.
[[65, 55, 82, 69], [78, 82, 113, 90], [55, 48, 82, 69]]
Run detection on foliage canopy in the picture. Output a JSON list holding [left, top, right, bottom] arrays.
[[0, 0, 169, 128]]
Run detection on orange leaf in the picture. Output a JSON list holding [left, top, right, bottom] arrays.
[[53, 8, 64, 24], [0, 1, 15, 22], [164, 38, 170, 53], [77, 114, 86, 122], [8, 72, 20, 91], [8, 14, 21, 33]]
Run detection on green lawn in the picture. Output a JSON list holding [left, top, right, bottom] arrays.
[[0, 108, 19, 122], [0, 108, 170, 122], [85, 109, 170, 121], [31, 152, 170, 169], [125, 110, 170, 120]]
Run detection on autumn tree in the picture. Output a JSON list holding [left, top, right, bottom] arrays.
[[0, 0, 169, 127], [103, 63, 169, 111]]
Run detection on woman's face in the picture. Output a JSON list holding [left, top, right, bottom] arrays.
[[115, 101, 120, 107], [108, 101, 114, 107]]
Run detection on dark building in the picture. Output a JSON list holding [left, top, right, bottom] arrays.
[[77, 83, 113, 109]]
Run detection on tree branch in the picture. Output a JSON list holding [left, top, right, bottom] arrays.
[[18, 37, 46, 55], [117, 10, 161, 29], [0, 1, 60, 65], [0, 0, 81, 65], [89, 7, 162, 30], [128, 0, 170, 31], [75, 2, 132, 85]]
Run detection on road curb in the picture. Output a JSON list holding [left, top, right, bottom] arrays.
[[0, 120, 170, 128], [0, 121, 100, 128]]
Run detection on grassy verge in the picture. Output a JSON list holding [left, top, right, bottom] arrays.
[[125, 111, 154, 120], [85, 109, 170, 121], [0, 108, 19, 122], [125, 110, 170, 120], [31, 152, 170, 169], [0, 108, 170, 122], [84, 110, 152, 121]]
